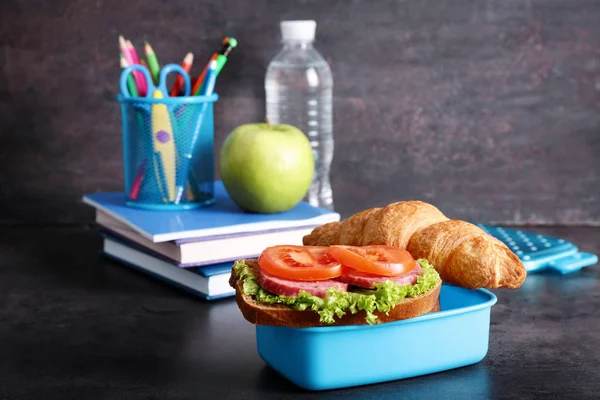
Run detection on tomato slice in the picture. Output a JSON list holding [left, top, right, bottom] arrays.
[[258, 245, 342, 281], [327, 245, 415, 277]]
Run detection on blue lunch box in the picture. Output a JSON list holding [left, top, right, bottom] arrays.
[[256, 284, 497, 390]]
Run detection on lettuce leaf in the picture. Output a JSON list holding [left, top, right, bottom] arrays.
[[233, 258, 440, 325]]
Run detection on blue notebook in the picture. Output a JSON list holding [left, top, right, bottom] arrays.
[[83, 181, 340, 243], [101, 236, 235, 300]]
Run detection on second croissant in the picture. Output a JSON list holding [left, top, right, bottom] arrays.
[[302, 200, 527, 290]]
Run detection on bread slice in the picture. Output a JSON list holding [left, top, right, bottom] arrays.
[[229, 259, 442, 328]]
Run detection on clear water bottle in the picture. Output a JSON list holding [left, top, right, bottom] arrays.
[[265, 20, 334, 211]]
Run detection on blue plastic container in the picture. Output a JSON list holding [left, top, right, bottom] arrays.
[[117, 94, 218, 211], [256, 284, 497, 390]]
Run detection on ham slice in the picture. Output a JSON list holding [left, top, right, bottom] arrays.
[[335, 262, 423, 289], [258, 269, 348, 298]]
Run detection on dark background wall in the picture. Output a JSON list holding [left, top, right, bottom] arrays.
[[1, 0, 599, 225]]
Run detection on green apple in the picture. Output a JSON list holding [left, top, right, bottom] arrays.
[[220, 122, 314, 213]]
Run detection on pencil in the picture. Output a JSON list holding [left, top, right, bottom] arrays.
[[170, 52, 194, 96], [119, 35, 144, 95], [120, 51, 144, 199], [119, 35, 133, 64], [144, 42, 161, 85], [120, 54, 138, 97], [127, 39, 148, 96]]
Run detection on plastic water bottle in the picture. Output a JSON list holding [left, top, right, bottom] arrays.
[[265, 20, 335, 211]]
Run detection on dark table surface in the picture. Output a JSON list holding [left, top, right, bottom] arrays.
[[1, 225, 599, 400]]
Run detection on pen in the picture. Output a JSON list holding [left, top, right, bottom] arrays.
[[215, 37, 237, 75], [198, 37, 237, 94], [191, 37, 233, 96], [174, 60, 218, 203], [201, 59, 218, 96]]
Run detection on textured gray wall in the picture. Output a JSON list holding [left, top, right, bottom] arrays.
[[1, 0, 599, 225]]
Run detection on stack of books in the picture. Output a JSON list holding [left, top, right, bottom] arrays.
[[82, 182, 340, 300]]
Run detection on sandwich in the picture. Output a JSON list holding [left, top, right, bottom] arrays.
[[229, 200, 526, 328], [230, 246, 442, 327]]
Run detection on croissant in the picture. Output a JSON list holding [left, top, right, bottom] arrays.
[[303, 201, 526, 290]]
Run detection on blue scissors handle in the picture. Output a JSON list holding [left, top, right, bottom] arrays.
[[157, 64, 191, 97], [119, 64, 191, 99], [119, 65, 151, 99]]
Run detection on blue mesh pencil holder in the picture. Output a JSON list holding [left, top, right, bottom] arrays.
[[117, 93, 219, 210]]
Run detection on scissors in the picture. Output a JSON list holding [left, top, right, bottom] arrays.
[[120, 64, 191, 203]]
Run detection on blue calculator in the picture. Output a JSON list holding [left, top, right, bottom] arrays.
[[477, 224, 597, 274]]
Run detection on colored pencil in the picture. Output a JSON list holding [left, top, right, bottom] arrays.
[[170, 52, 194, 96], [126, 39, 148, 96], [120, 55, 138, 97], [191, 56, 215, 96], [129, 160, 146, 201], [118, 35, 133, 64], [144, 42, 161, 85], [119, 35, 144, 95], [120, 51, 145, 199]]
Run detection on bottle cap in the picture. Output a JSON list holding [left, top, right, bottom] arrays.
[[280, 20, 317, 42]]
